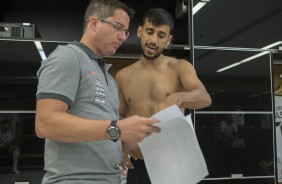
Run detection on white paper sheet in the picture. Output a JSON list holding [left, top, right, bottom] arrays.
[[138, 105, 208, 184]]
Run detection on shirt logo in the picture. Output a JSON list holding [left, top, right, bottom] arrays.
[[94, 78, 105, 104]]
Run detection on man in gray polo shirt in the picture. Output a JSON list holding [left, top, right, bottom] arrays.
[[35, 0, 160, 184]]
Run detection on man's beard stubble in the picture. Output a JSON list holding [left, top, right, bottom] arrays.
[[141, 44, 163, 60]]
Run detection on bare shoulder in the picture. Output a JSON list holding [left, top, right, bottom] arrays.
[[167, 57, 193, 70], [117, 62, 137, 72], [116, 61, 139, 79]]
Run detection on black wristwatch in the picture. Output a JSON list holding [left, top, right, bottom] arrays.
[[106, 120, 120, 142]]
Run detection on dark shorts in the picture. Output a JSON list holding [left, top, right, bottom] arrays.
[[126, 158, 151, 184]]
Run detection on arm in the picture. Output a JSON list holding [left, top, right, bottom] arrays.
[[35, 99, 111, 142], [36, 98, 160, 143], [177, 59, 211, 109], [159, 59, 211, 111]]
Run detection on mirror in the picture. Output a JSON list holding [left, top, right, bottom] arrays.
[[194, 47, 274, 180]]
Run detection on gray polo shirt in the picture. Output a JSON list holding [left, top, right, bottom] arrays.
[[36, 41, 121, 184]]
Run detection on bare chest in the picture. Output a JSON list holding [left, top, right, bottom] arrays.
[[123, 70, 181, 107]]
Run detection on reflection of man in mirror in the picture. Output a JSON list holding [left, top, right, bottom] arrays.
[[220, 114, 239, 147], [232, 105, 245, 126], [0, 119, 13, 146], [260, 114, 271, 130], [220, 114, 245, 148], [0, 114, 20, 174]]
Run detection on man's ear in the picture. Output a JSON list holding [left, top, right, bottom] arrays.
[[137, 26, 142, 38], [89, 17, 98, 32], [167, 35, 173, 46]]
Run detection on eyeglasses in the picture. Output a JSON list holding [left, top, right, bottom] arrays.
[[87, 17, 129, 39]]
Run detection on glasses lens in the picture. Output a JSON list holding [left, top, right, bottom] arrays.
[[124, 30, 129, 39], [113, 23, 129, 39]]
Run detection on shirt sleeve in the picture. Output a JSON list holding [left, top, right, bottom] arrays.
[[36, 45, 80, 107]]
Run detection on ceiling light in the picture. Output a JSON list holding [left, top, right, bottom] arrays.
[[193, 0, 210, 15], [34, 41, 46, 60], [175, 0, 210, 18], [217, 41, 282, 72]]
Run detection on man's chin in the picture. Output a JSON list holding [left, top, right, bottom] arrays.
[[143, 54, 159, 60], [107, 49, 117, 57]]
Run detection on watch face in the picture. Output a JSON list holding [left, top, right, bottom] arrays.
[[108, 127, 119, 138]]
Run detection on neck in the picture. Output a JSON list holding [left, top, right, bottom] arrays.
[[80, 34, 102, 58], [140, 54, 164, 66]]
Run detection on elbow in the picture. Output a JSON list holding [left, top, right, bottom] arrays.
[[202, 90, 212, 108], [35, 122, 44, 139], [195, 95, 212, 110], [195, 90, 212, 109], [35, 116, 47, 139], [201, 96, 212, 109], [206, 96, 212, 107]]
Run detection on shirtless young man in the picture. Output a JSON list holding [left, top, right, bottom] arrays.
[[115, 8, 212, 184]]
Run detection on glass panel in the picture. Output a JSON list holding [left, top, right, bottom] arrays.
[[0, 40, 41, 77], [193, 0, 282, 48], [196, 113, 274, 178], [194, 48, 272, 111], [0, 81, 37, 110], [273, 55, 282, 183], [194, 47, 274, 179], [0, 113, 44, 175], [0, 40, 70, 111]]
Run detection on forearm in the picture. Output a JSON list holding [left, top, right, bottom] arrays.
[[173, 89, 212, 110], [35, 110, 110, 143]]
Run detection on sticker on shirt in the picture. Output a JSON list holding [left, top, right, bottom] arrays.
[[94, 78, 106, 104]]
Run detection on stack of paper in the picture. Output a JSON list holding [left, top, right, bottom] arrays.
[[138, 105, 208, 184]]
